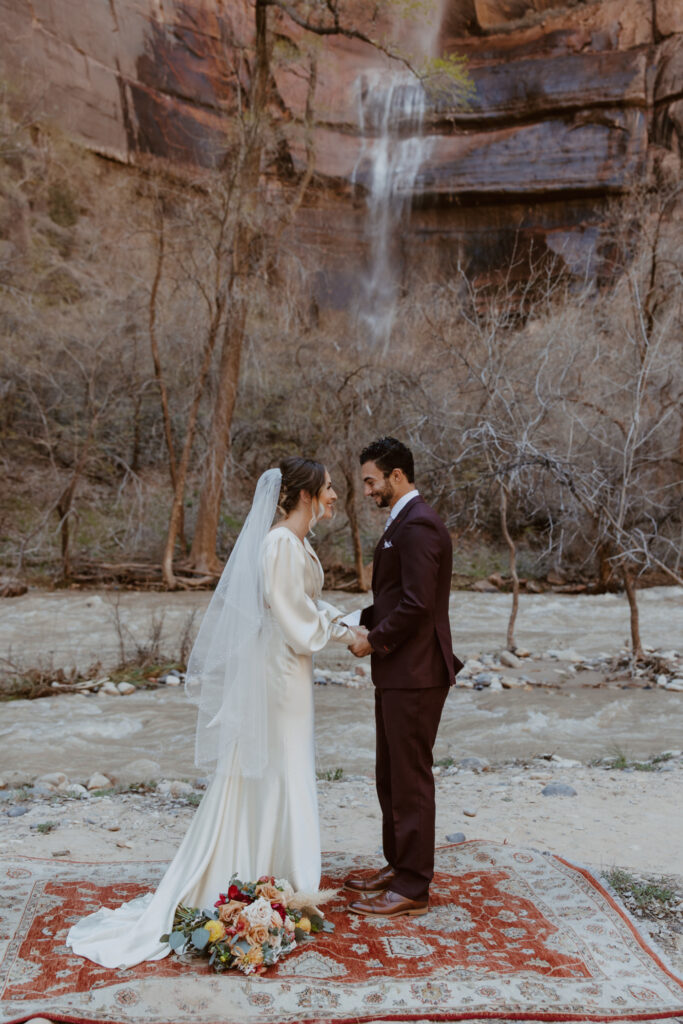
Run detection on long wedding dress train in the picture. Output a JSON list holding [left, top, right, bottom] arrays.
[[66, 527, 352, 969]]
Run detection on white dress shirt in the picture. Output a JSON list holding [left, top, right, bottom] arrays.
[[385, 488, 419, 529]]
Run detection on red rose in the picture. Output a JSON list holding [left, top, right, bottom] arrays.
[[272, 903, 286, 919], [227, 884, 250, 903], [214, 893, 227, 907]]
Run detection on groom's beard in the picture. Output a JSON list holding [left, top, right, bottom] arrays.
[[373, 480, 395, 508]]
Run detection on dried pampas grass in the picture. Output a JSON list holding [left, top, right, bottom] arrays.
[[288, 887, 339, 913]]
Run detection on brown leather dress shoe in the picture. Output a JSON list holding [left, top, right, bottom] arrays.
[[345, 864, 396, 894], [348, 889, 429, 918]]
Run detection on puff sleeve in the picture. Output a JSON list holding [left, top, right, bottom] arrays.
[[263, 531, 354, 654]]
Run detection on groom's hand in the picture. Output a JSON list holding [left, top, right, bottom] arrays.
[[349, 629, 373, 658]]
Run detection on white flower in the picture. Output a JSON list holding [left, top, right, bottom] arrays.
[[241, 897, 274, 929], [274, 878, 294, 902]]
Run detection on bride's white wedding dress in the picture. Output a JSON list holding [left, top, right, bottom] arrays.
[[66, 526, 352, 969]]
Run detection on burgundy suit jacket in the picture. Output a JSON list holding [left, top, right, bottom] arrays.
[[360, 495, 462, 689]]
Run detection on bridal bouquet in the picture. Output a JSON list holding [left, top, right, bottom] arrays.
[[161, 875, 335, 975]]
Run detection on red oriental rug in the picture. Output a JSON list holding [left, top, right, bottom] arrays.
[[1, 841, 682, 1024]]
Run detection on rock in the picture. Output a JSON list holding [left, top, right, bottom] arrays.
[[65, 783, 89, 798], [157, 779, 193, 798], [489, 678, 504, 692], [546, 648, 582, 662], [32, 783, 59, 797], [550, 755, 582, 768], [499, 650, 523, 669], [160, 674, 182, 686], [2, 770, 33, 788], [457, 676, 474, 688], [464, 659, 485, 675], [515, 648, 531, 658], [51, 849, 70, 857], [0, 577, 28, 597], [117, 681, 136, 695], [36, 772, 69, 791], [542, 782, 577, 797], [446, 832, 466, 843], [656, 674, 670, 687], [459, 757, 489, 772], [116, 759, 161, 785], [87, 772, 112, 791], [666, 678, 683, 691], [7, 805, 29, 817], [432, 765, 441, 775], [487, 572, 506, 589], [500, 675, 526, 688], [0, 778, 6, 790], [474, 673, 492, 686], [656, 0, 683, 35], [473, 579, 498, 593], [526, 580, 544, 593], [463, 807, 478, 817], [100, 681, 120, 696]]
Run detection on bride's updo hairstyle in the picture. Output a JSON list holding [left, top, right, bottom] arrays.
[[278, 456, 326, 516]]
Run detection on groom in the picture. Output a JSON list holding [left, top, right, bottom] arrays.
[[346, 437, 462, 918]]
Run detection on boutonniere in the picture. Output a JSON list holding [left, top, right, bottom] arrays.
[[383, 540, 393, 549]]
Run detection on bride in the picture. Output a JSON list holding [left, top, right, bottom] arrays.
[[67, 456, 362, 969]]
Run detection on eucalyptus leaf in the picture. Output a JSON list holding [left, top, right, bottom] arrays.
[[322, 920, 336, 933], [169, 930, 187, 951], [191, 927, 211, 950]]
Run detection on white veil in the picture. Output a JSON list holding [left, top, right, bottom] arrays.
[[185, 468, 282, 778]]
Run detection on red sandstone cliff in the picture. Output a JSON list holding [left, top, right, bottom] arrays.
[[1, 0, 681, 282]]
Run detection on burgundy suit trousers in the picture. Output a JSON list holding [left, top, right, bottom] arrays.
[[374, 685, 448, 901]]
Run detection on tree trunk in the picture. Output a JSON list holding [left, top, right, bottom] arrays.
[[622, 565, 644, 659], [183, 0, 270, 574], [499, 481, 519, 651], [343, 464, 368, 592], [148, 208, 186, 551], [162, 298, 225, 588], [187, 300, 246, 573]]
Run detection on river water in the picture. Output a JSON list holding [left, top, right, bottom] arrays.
[[1, 587, 681, 778]]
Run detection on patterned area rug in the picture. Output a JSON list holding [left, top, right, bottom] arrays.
[[1, 841, 682, 1024]]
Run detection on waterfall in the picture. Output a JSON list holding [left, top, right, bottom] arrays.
[[352, 71, 432, 351]]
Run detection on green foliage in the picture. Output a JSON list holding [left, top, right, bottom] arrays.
[[47, 181, 79, 227], [36, 821, 59, 834], [317, 767, 344, 781], [603, 867, 677, 908], [420, 54, 476, 108]]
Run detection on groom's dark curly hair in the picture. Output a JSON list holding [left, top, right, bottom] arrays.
[[359, 437, 415, 483]]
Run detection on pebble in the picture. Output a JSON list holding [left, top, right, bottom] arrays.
[[474, 673, 492, 686], [117, 681, 136, 695], [463, 807, 478, 817], [656, 674, 670, 688], [87, 772, 112, 791], [100, 681, 121, 696], [116, 840, 133, 849], [489, 678, 503, 692], [51, 849, 70, 857], [7, 805, 29, 817], [499, 650, 523, 669], [459, 757, 489, 772], [0, 778, 7, 790], [500, 675, 526, 688], [666, 678, 683, 691], [160, 674, 182, 686], [541, 782, 577, 797], [464, 659, 485, 675], [446, 832, 466, 843], [550, 755, 582, 768]]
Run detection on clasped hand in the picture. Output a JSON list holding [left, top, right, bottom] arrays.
[[348, 625, 372, 658]]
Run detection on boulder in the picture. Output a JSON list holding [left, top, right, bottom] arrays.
[[116, 759, 161, 785]]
